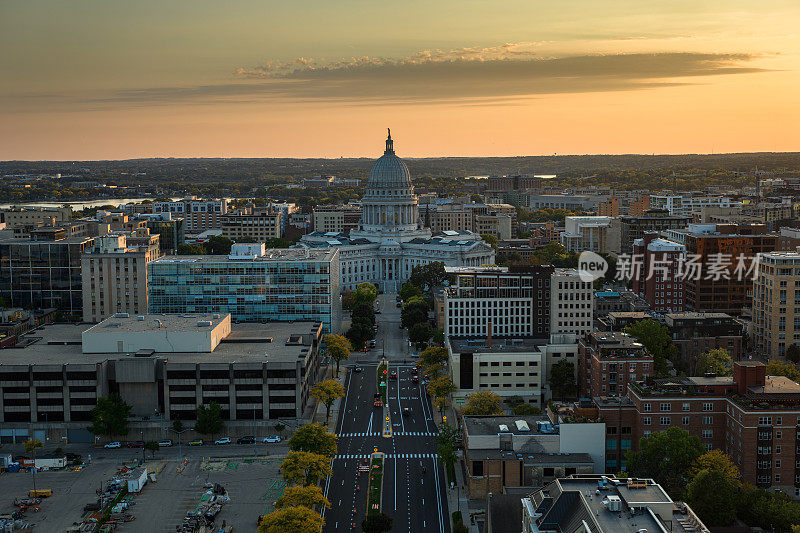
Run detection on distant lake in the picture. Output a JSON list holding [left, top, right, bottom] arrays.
[[0, 197, 182, 210]]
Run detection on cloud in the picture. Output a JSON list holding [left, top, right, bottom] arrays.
[[3, 47, 769, 112]]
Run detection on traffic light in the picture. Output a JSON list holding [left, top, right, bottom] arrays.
[[443, 416, 447, 422]]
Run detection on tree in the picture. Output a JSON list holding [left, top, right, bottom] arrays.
[[280, 451, 332, 486], [550, 360, 577, 400], [289, 423, 338, 458], [625, 319, 677, 377], [353, 282, 378, 304], [24, 439, 43, 492], [480, 234, 499, 251], [423, 362, 446, 381], [513, 403, 542, 415], [341, 290, 356, 311], [263, 237, 291, 249], [419, 346, 448, 369], [351, 301, 376, 327], [401, 296, 429, 329], [324, 334, 352, 376], [625, 427, 704, 498], [694, 348, 733, 376], [399, 282, 422, 301], [204, 235, 234, 255], [88, 393, 132, 438], [172, 420, 184, 433], [409, 322, 433, 345], [461, 391, 505, 416], [432, 328, 444, 346], [257, 506, 324, 533], [274, 485, 330, 509], [690, 449, 741, 481], [686, 469, 738, 526], [346, 320, 373, 350], [309, 380, 345, 425], [145, 441, 159, 458], [177, 243, 206, 255], [195, 402, 224, 438], [409, 262, 450, 293], [786, 343, 800, 363], [766, 359, 800, 381], [428, 376, 457, 402], [275, 423, 286, 437], [361, 512, 393, 533]]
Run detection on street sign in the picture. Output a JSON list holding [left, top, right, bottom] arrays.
[[456, 399, 465, 404]]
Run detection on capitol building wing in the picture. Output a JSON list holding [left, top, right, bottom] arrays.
[[301, 131, 495, 292]]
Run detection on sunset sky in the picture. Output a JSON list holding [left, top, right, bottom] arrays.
[[1, 0, 799, 160]]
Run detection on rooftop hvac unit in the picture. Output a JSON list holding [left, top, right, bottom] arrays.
[[499, 424, 510, 432], [603, 495, 622, 512], [197, 320, 213, 327], [137, 316, 145, 321], [115, 313, 130, 318], [212, 314, 221, 319], [514, 420, 530, 432]]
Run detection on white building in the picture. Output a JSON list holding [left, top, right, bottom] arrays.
[[301, 132, 494, 291], [650, 195, 738, 217], [550, 269, 594, 337], [560, 216, 613, 253]]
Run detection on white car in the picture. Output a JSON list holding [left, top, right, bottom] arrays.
[[104, 441, 122, 448], [262, 435, 281, 444], [214, 437, 231, 445]]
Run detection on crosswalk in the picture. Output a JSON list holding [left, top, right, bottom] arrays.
[[334, 453, 438, 460], [337, 431, 438, 438]]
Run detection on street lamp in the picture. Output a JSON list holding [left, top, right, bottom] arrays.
[[169, 425, 191, 471]]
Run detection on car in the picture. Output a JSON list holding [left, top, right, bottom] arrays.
[[262, 435, 282, 443], [187, 439, 204, 446], [354, 366, 363, 373], [396, 302, 402, 307], [237, 436, 255, 445], [390, 371, 397, 380], [412, 375, 419, 383], [375, 309, 381, 314], [127, 440, 145, 448], [214, 437, 231, 445], [157, 439, 173, 447], [402, 407, 411, 416], [368, 340, 376, 347], [104, 442, 122, 448]]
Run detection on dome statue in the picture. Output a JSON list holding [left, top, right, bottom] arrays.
[[367, 129, 412, 189]]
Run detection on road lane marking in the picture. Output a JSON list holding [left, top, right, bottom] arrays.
[[432, 456, 444, 533]]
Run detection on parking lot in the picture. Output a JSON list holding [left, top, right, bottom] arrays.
[[0, 445, 288, 532]]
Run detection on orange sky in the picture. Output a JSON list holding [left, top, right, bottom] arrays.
[[1, 1, 799, 159]]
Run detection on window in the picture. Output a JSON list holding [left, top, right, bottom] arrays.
[[660, 403, 672, 412], [660, 416, 671, 426], [758, 416, 772, 426], [703, 416, 713, 425], [682, 402, 690, 412], [702, 429, 713, 439], [682, 416, 690, 425], [643, 403, 651, 412], [643, 416, 651, 426], [703, 402, 713, 411]]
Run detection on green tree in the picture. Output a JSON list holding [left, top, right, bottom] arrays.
[[171, 420, 184, 433], [786, 343, 800, 363], [263, 237, 291, 248], [351, 301, 376, 327], [401, 296, 429, 329], [257, 506, 324, 533], [24, 439, 43, 492], [409, 262, 451, 293], [419, 346, 448, 369], [353, 282, 378, 304], [694, 348, 733, 376], [432, 328, 445, 346], [625, 427, 704, 497], [145, 441, 159, 458], [399, 282, 422, 301], [195, 402, 224, 438], [513, 403, 542, 415], [766, 359, 800, 381], [550, 360, 577, 400], [177, 243, 206, 255], [428, 376, 457, 402], [341, 290, 356, 311], [204, 235, 234, 255], [461, 391, 505, 416], [480, 233, 499, 250], [324, 334, 352, 376], [624, 319, 677, 377], [280, 451, 332, 486], [409, 322, 433, 346], [274, 485, 330, 509], [274, 423, 286, 437], [309, 380, 345, 425], [346, 320, 373, 350], [361, 512, 393, 533], [88, 393, 132, 438], [289, 423, 337, 458], [423, 362, 446, 381], [685, 450, 741, 526]]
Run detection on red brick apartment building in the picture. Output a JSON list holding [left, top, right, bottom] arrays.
[[578, 331, 654, 398], [632, 232, 686, 313], [597, 361, 800, 497]]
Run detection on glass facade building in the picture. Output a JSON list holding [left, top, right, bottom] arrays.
[[147, 247, 341, 332], [0, 237, 94, 314]]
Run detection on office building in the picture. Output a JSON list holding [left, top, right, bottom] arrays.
[[220, 208, 283, 241], [550, 269, 594, 337], [611, 209, 692, 255], [81, 232, 161, 323], [631, 233, 686, 313], [0, 205, 72, 228], [0, 235, 94, 315], [529, 195, 604, 212], [597, 197, 619, 217], [312, 204, 363, 234], [153, 198, 228, 232], [141, 213, 186, 254], [753, 251, 800, 358], [650, 195, 737, 217], [628, 194, 651, 216], [486, 174, 543, 193], [147, 244, 341, 332], [560, 216, 613, 253]]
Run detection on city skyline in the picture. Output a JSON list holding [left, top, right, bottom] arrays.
[[2, 0, 799, 160]]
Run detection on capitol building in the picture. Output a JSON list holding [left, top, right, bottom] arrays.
[[301, 131, 495, 292]]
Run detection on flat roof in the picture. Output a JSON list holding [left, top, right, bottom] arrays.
[[751, 375, 800, 394], [150, 247, 337, 264], [1, 322, 321, 366], [84, 313, 228, 334], [464, 415, 553, 437], [449, 337, 550, 354]]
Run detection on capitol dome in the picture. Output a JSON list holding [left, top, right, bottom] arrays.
[[367, 130, 412, 189]]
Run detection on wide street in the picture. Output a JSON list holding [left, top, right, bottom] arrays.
[[322, 293, 450, 532]]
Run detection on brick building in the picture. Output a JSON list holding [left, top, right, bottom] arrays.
[[578, 331, 654, 398], [632, 232, 686, 313]]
